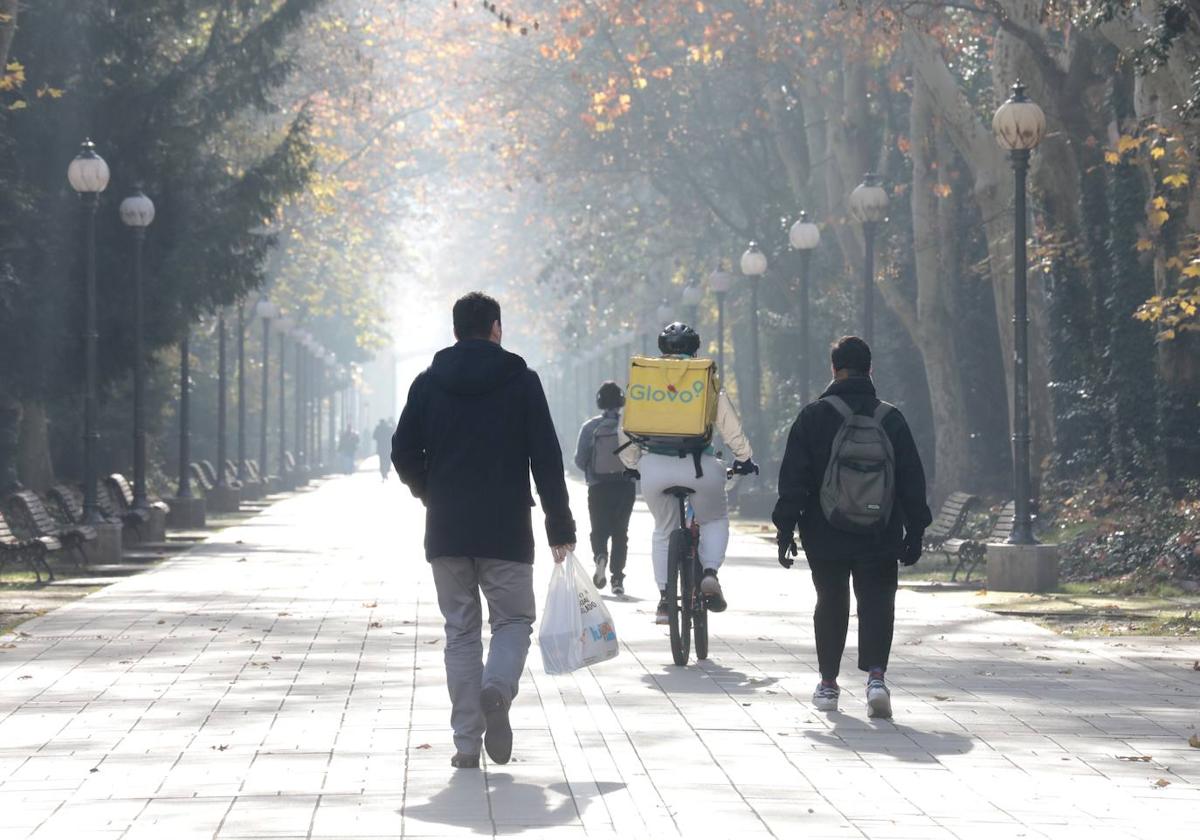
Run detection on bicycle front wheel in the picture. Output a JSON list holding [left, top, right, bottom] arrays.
[[666, 528, 691, 666], [692, 557, 709, 660]]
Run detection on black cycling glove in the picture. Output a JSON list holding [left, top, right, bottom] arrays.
[[777, 530, 799, 569], [732, 458, 760, 476], [900, 531, 924, 566]]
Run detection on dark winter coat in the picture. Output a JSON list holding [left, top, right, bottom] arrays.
[[392, 339, 576, 564], [772, 376, 932, 562]]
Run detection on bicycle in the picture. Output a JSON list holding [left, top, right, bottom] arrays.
[[663, 484, 709, 666]]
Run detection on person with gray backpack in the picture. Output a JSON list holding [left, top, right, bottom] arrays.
[[772, 336, 931, 719], [574, 382, 637, 595]]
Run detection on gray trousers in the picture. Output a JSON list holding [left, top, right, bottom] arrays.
[[430, 557, 536, 754]]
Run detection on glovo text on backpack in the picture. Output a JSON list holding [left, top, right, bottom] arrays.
[[622, 356, 719, 450]]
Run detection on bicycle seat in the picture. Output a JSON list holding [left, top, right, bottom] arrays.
[[663, 486, 695, 499]]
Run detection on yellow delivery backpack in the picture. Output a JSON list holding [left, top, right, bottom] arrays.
[[622, 356, 719, 462]]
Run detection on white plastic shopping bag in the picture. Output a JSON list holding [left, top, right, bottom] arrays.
[[539, 552, 619, 674]]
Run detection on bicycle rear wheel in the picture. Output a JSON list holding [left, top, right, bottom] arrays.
[[692, 557, 709, 660], [666, 528, 691, 666]]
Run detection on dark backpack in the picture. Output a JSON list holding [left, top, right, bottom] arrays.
[[590, 415, 626, 478], [819, 396, 896, 534]]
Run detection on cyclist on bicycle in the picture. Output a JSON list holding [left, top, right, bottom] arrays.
[[618, 323, 758, 624]]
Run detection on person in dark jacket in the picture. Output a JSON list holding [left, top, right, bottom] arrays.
[[392, 292, 576, 770], [373, 418, 393, 481], [573, 381, 636, 596], [773, 336, 932, 720]]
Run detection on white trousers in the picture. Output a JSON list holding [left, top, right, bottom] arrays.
[[638, 453, 730, 588]]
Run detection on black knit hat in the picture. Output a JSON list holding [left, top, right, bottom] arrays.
[[596, 381, 625, 410]]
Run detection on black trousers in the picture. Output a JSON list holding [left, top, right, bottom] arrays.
[[587, 480, 636, 579], [808, 552, 898, 680]]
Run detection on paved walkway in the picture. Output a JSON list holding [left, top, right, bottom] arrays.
[[1, 466, 1197, 839]]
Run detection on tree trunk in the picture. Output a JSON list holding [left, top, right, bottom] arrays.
[[17, 399, 54, 492], [0, 0, 17, 71], [908, 80, 973, 502], [0, 392, 19, 493]]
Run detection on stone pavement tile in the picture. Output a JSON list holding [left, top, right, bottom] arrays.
[[122, 796, 233, 838], [24, 796, 148, 836], [216, 794, 319, 837]]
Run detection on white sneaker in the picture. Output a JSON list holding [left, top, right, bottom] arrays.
[[812, 682, 840, 711], [866, 677, 892, 719], [592, 554, 608, 590]]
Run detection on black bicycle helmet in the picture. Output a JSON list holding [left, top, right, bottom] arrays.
[[658, 322, 701, 356]]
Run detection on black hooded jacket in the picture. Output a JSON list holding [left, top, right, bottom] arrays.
[[772, 376, 932, 561], [392, 339, 576, 564]]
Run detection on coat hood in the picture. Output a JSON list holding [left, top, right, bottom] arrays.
[[428, 339, 528, 396]]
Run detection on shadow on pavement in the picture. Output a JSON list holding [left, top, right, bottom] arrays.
[[401, 770, 625, 834], [805, 711, 977, 762]]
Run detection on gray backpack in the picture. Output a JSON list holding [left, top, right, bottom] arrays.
[[819, 396, 896, 534], [590, 415, 626, 478]]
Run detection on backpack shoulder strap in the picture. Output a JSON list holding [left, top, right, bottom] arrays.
[[872, 401, 894, 422], [821, 395, 854, 419]]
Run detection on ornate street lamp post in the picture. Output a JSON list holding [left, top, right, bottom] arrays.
[[175, 328, 193, 501], [215, 309, 230, 495], [709, 268, 734, 375], [276, 317, 292, 484], [67, 139, 110, 524], [740, 241, 768, 440], [235, 303, 247, 485], [682, 282, 704, 328], [789, 211, 820, 403], [993, 82, 1046, 546], [256, 299, 278, 483], [119, 188, 154, 512], [849, 173, 889, 345]]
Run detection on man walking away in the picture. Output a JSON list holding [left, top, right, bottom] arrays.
[[392, 292, 576, 769], [574, 381, 636, 596], [772, 336, 931, 719], [373, 418, 392, 481]]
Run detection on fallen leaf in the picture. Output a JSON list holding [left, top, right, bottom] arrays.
[[1036, 655, 1052, 660], [369, 621, 383, 629], [1188, 735, 1200, 749], [212, 744, 229, 751], [424, 639, 439, 645], [1057, 669, 1073, 675], [974, 589, 987, 596], [17, 675, 30, 680], [363, 601, 378, 608], [90, 767, 99, 773], [119, 660, 132, 665], [1116, 755, 1152, 762], [934, 695, 951, 701], [236, 540, 244, 545], [416, 743, 431, 749], [1154, 778, 1171, 788], [756, 636, 773, 641], [277, 612, 290, 617], [236, 558, 246, 563], [0, 643, 16, 649], [271, 656, 281, 661], [156, 620, 165, 625]]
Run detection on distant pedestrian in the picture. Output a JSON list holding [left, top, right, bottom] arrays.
[[573, 382, 636, 596], [373, 418, 393, 481], [392, 291, 576, 769], [338, 426, 359, 474], [772, 336, 932, 719]]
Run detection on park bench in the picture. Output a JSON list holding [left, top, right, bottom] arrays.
[[189, 462, 215, 494], [6, 489, 94, 567], [198, 460, 220, 489], [221, 459, 245, 489], [245, 459, 264, 483], [923, 491, 980, 560], [96, 475, 152, 540], [940, 501, 1017, 582], [0, 506, 55, 583], [105, 473, 169, 540]]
